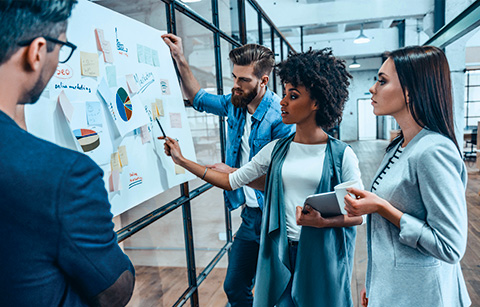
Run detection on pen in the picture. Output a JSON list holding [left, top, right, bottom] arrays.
[[155, 117, 166, 139]]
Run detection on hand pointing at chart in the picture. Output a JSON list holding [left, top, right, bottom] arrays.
[[163, 136, 233, 191]]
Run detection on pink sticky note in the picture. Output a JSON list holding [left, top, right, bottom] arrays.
[[57, 90, 74, 122], [109, 169, 121, 192], [126, 74, 139, 94], [169, 112, 182, 128], [102, 41, 114, 63], [140, 125, 151, 144]]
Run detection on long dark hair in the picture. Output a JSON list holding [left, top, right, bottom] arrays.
[[386, 46, 460, 153]]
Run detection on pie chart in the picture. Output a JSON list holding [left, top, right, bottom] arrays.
[[116, 87, 132, 121], [74, 129, 100, 152]]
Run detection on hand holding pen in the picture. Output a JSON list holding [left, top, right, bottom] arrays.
[[156, 117, 179, 142], [163, 136, 184, 165]]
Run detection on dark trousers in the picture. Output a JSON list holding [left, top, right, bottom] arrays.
[[224, 206, 262, 307]]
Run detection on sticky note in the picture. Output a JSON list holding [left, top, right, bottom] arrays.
[[86, 101, 102, 126], [58, 90, 74, 122], [109, 169, 121, 192], [105, 66, 117, 87], [137, 44, 145, 63], [140, 125, 151, 144], [111, 152, 122, 172], [144, 46, 153, 66], [102, 41, 114, 63], [155, 98, 164, 116], [80, 51, 99, 77], [94, 29, 105, 51], [170, 112, 182, 128], [175, 164, 185, 174], [126, 74, 139, 94], [97, 78, 112, 104], [151, 103, 159, 119], [118, 145, 129, 167], [152, 49, 160, 67], [160, 79, 170, 95]]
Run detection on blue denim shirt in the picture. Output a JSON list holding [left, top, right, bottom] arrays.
[[193, 87, 295, 210]]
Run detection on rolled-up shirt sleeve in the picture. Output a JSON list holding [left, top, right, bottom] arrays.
[[398, 144, 468, 264], [192, 88, 230, 116], [229, 140, 277, 190]]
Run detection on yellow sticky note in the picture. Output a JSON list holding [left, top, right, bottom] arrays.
[[155, 98, 164, 116], [111, 152, 121, 172], [118, 145, 128, 167], [175, 164, 185, 174], [151, 102, 159, 119], [80, 51, 99, 77]]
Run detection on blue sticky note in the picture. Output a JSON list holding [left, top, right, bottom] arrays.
[[105, 65, 117, 87], [86, 101, 102, 126], [144, 46, 153, 66], [137, 44, 145, 63], [152, 49, 160, 67]]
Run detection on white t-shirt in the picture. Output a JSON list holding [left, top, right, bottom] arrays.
[[239, 112, 259, 208], [229, 139, 363, 241]]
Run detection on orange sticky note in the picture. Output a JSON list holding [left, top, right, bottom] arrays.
[[111, 152, 121, 172], [155, 98, 164, 116], [94, 28, 105, 51], [118, 145, 128, 167], [151, 102, 159, 119]]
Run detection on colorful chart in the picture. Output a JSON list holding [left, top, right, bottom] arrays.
[[116, 87, 132, 121], [73, 128, 100, 152]]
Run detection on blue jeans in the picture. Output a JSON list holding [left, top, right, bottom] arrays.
[[224, 206, 262, 307]]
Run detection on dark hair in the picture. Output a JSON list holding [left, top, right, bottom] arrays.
[[385, 46, 459, 152], [229, 44, 275, 78], [0, 0, 76, 64], [277, 49, 352, 129]]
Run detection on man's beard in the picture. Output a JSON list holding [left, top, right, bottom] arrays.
[[231, 83, 259, 109], [20, 71, 49, 105]]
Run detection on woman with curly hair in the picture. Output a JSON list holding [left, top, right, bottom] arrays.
[[344, 46, 471, 307], [164, 49, 363, 307]]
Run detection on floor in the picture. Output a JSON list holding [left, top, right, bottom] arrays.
[[125, 140, 480, 307]]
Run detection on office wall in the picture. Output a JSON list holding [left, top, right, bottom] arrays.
[[341, 70, 378, 141]]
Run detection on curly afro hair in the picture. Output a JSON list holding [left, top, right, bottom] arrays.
[[277, 49, 352, 129]]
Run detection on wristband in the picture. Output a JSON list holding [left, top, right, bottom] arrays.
[[201, 167, 208, 180]]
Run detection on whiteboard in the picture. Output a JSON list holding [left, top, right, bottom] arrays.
[[26, 0, 196, 216]]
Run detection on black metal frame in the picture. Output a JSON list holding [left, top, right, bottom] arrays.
[[113, 0, 294, 306]]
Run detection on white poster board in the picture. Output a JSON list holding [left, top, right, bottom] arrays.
[[26, 0, 196, 216]]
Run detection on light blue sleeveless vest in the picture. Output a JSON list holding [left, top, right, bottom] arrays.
[[254, 134, 356, 307]]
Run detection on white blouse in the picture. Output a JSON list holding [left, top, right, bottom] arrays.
[[229, 139, 363, 241]]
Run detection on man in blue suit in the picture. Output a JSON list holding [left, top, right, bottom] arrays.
[[0, 1, 135, 306]]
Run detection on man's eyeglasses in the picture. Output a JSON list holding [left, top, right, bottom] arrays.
[[18, 36, 77, 64]]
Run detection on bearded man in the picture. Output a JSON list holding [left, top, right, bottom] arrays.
[[162, 34, 294, 307]]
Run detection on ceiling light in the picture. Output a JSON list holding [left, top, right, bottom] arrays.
[[354, 24, 370, 44], [349, 57, 361, 69], [182, 0, 201, 3]]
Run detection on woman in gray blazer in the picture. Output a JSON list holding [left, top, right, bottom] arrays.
[[344, 46, 471, 307]]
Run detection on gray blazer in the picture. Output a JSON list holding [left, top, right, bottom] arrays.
[[366, 129, 471, 307]]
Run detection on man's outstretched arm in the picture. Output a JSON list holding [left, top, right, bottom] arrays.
[[162, 33, 201, 104]]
